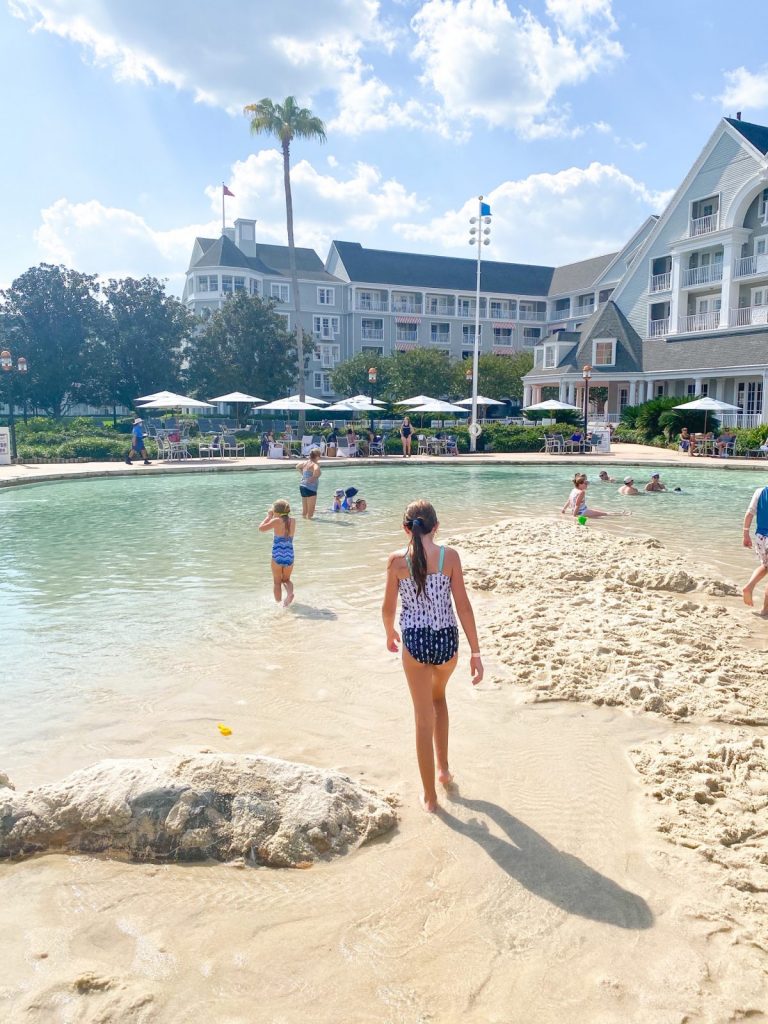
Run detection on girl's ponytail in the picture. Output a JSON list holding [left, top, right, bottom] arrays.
[[403, 500, 438, 596]]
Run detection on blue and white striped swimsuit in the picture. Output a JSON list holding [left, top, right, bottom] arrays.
[[398, 547, 459, 665], [272, 533, 294, 567]]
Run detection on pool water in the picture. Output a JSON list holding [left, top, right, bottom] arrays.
[[0, 462, 763, 764]]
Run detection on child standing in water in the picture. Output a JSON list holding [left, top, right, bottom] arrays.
[[381, 499, 483, 812], [259, 499, 296, 607]]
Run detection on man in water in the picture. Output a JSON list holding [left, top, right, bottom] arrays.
[[618, 476, 639, 496], [742, 483, 768, 615], [645, 472, 667, 492]]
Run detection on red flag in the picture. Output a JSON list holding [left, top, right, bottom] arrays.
[[223, 184, 235, 197]]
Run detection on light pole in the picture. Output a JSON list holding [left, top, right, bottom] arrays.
[[0, 349, 29, 462], [368, 366, 378, 430], [582, 364, 592, 438], [468, 196, 492, 452]]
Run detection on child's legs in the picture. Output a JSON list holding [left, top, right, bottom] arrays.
[[584, 509, 608, 518], [281, 565, 294, 604], [431, 655, 458, 775], [743, 564, 768, 605], [270, 561, 283, 602], [402, 648, 438, 804]]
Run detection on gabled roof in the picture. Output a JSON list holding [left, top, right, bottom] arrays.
[[191, 235, 273, 273], [188, 235, 341, 282], [548, 253, 619, 296], [332, 241, 555, 296], [573, 300, 644, 374], [253, 243, 326, 274], [725, 117, 768, 156]]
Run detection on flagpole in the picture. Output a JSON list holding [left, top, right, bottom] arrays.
[[471, 195, 482, 453], [221, 183, 225, 236]]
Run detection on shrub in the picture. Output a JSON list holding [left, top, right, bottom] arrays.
[[733, 424, 768, 452]]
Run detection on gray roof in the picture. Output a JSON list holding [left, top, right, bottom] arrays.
[[548, 252, 619, 296], [191, 235, 273, 273], [643, 330, 768, 373], [332, 241, 555, 296], [725, 117, 768, 156], [189, 235, 340, 282], [523, 301, 643, 381]]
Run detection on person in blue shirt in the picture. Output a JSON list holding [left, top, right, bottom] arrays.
[[743, 484, 768, 614], [125, 417, 152, 466]]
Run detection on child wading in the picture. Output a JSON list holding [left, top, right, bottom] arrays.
[[259, 499, 296, 607], [381, 499, 483, 812]]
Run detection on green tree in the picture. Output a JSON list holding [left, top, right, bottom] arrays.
[[86, 276, 191, 412], [330, 352, 394, 398], [453, 351, 533, 402], [244, 97, 326, 408], [185, 293, 298, 401], [385, 348, 455, 402], [0, 264, 104, 416]]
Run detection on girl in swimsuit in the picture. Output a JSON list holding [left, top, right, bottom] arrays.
[[561, 472, 609, 518], [259, 499, 296, 607], [381, 499, 484, 812], [400, 416, 413, 458]]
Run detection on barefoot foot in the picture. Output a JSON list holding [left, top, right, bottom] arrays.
[[283, 581, 295, 607], [743, 586, 754, 607], [437, 769, 453, 786], [421, 794, 438, 813]]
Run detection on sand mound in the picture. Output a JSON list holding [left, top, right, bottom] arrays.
[[0, 754, 396, 867], [454, 519, 766, 724]]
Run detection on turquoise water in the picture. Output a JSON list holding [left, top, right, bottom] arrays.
[[0, 462, 764, 758]]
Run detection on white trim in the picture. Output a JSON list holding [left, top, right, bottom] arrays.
[[592, 337, 617, 366], [270, 282, 290, 302], [317, 286, 335, 306]]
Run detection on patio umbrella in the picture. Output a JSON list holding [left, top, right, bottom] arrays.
[[138, 395, 216, 411], [208, 392, 265, 427], [135, 390, 185, 404], [284, 394, 328, 405], [395, 394, 439, 406], [524, 399, 581, 412], [344, 394, 387, 406], [324, 399, 381, 412], [673, 396, 741, 433], [408, 399, 469, 414], [455, 395, 506, 407]]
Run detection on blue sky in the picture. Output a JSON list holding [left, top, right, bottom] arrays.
[[3, 0, 768, 295]]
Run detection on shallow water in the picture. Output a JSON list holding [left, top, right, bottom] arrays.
[[0, 461, 763, 764]]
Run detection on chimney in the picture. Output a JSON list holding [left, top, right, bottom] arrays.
[[737, 111, 742, 120], [235, 218, 257, 256]]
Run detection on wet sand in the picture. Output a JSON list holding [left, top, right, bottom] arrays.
[[1, 516, 767, 1023]]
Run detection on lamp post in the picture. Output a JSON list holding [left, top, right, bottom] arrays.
[[468, 196, 492, 452], [367, 366, 378, 430], [0, 349, 29, 462], [582, 364, 592, 438]]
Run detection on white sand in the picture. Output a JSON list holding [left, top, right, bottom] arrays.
[[1, 516, 767, 1023]]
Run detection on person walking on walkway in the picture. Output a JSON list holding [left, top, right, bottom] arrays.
[[125, 417, 152, 466]]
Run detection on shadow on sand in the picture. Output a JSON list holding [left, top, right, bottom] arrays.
[[440, 789, 653, 930], [287, 603, 337, 620]]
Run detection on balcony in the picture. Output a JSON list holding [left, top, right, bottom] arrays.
[[575, 302, 595, 316], [426, 302, 455, 316], [649, 272, 671, 293], [681, 264, 723, 288], [361, 328, 384, 340], [488, 307, 515, 320], [457, 307, 480, 319], [730, 303, 768, 327], [391, 300, 423, 314], [518, 309, 547, 322], [677, 311, 721, 333], [647, 318, 669, 337], [689, 213, 719, 237], [395, 331, 418, 343], [356, 299, 388, 312]]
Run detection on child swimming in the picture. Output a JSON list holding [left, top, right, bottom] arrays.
[[258, 499, 296, 607]]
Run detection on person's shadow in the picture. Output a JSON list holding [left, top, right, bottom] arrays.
[[439, 790, 653, 930]]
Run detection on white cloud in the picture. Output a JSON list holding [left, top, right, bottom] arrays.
[[410, 0, 624, 137], [717, 66, 768, 111], [394, 162, 672, 265]]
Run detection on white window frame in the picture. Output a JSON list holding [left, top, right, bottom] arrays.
[[592, 337, 616, 366], [544, 346, 556, 368], [313, 315, 340, 340], [493, 327, 513, 344], [270, 282, 290, 302], [751, 287, 767, 307], [276, 311, 290, 330], [250, 278, 260, 295], [233, 276, 245, 292], [222, 275, 233, 294], [756, 235, 768, 256], [317, 287, 335, 306], [759, 188, 768, 225], [430, 322, 450, 344], [462, 323, 481, 342], [319, 343, 341, 369]]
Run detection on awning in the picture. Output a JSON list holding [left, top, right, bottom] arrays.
[[395, 341, 418, 351], [492, 345, 516, 356], [395, 315, 421, 324], [493, 321, 516, 329]]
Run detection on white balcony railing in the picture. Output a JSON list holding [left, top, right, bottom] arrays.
[[426, 303, 455, 315], [681, 264, 723, 287], [729, 304, 768, 327], [396, 331, 418, 343], [720, 412, 764, 428], [356, 299, 388, 312], [648, 318, 669, 337], [391, 301, 423, 314], [689, 213, 719, 237], [734, 256, 757, 279], [677, 311, 721, 333], [361, 328, 384, 340], [575, 303, 595, 316], [488, 307, 514, 319], [457, 307, 479, 319], [650, 272, 672, 293], [518, 309, 547, 321]]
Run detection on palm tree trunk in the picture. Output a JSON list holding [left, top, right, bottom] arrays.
[[282, 139, 306, 429]]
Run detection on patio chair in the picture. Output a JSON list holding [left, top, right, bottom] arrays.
[[369, 433, 386, 456], [198, 435, 223, 459], [715, 439, 737, 458], [542, 434, 564, 454], [300, 434, 315, 456], [416, 434, 429, 455], [222, 433, 245, 457], [268, 443, 284, 459], [445, 435, 458, 455]]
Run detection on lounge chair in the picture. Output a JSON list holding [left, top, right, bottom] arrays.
[[222, 434, 245, 457], [198, 435, 223, 459], [416, 434, 429, 455]]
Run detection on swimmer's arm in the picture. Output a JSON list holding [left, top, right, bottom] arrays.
[[258, 512, 275, 532], [447, 551, 483, 684], [382, 555, 401, 649]]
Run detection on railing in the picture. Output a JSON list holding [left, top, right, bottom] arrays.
[[391, 301, 423, 314], [681, 264, 723, 287], [518, 309, 547, 321], [734, 256, 757, 278], [356, 299, 388, 312], [429, 334, 450, 344], [650, 272, 671, 293], [729, 304, 768, 327], [361, 328, 384, 340], [553, 307, 571, 319], [647, 318, 669, 337], [488, 307, 514, 319], [689, 213, 719, 237], [575, 303, 595, 316], [395, 331, 418, 343], [677, 311, 721, 333], [457, 307, 480, 318], [720, 412, 764, 428], [425, 303, 455, 315]]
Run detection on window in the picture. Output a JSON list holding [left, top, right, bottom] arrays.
[[757, 237, 768, 256], [555, 298, 570, 314], [270, 282, 290, 302], [655, 384, 665, 397], [234, 277, 245, 292], [522, 327, 540, 343], [358, 290, 378, 310], [598, 288, 614, 303], [752, 288, 767, 307], [361, 345, 383, 356], [319, 344, 341, 369], [535, 348, 543, 367], [222, 275, 233, 294], [593, 338, 616, 366], [313, 315, 340, 339], [430, 322, 450, 344], [317, 287, 335, 305], [619, 387, 629, 409], [759, 188, 768, 224], [275, 311, 290, 330], [313, 372, 333, 394], [544, 347, 556, 368], [250, 279, 260, 295], [686, 383, 696, 396], [361, 318, 383, 339], [462, 324, 481, 343], [197, 275, 218, 292], [493, 327, 513, 344], [737, 380, 764, 415], [458, 298, 474, 317], [396, 324, 418, 342]]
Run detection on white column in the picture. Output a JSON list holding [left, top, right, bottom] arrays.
[[714, 378, 724, 401], [558, 380, 567, 402], [523, 384, 532, 407], [762, 372, 768, 424], [567, 381, 575, 404], [719, 239, 739, 329], [645, 380, 654, 401], [669, 253, 682, 334], [694, 376, 703, 395]]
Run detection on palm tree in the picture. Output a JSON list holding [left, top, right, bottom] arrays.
[[244, 97, 326, 405]]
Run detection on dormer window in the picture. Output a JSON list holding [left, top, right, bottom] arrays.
[[544, 346, 556, 368], [592, 338, 616, 366], [759, 188, 768, 226]]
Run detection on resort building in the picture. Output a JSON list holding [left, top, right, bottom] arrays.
[[184, 117, 768, 421]]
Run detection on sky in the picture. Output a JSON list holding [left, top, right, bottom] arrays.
[[3, 0, 768, 295]]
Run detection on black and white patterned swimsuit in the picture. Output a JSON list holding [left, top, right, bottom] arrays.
[[398, 546, 459, 665]]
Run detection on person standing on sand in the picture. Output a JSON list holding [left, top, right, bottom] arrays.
[[259, 499, 296, 607], [296, 447, 322, 519], [381, 500, 483, 813], [742, 483, 768, 615], [561, 473, 609, 518]]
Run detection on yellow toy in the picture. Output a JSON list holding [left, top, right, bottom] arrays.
[[217, 723, 232, 736]]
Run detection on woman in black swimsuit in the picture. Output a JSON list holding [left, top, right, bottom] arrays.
[[400, 416, 413, 458]]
